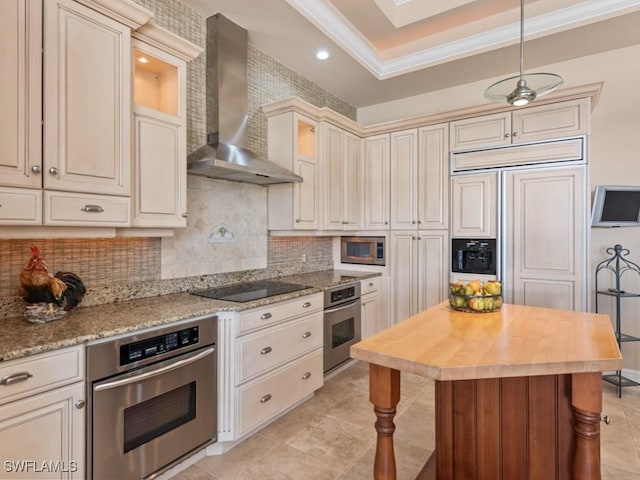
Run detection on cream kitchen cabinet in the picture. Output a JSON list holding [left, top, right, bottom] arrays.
[[268, 113, 320, 230], [216, 293, 324, 442], [390, 230, 449, 325], [449, 98, 589, 152], [131, 23, 202, 228], [361, 277, 388, 339], [390, 124, 449, 231], [0, 346, 85, 479], [0, 0, 152, 228], [321, 123, 363, 230], [363, 134, 390, 230], [450, 172, 498, 238], [504, 165, 587, 311]]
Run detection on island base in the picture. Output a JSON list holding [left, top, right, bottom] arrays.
[[369, 365, 603, 480]]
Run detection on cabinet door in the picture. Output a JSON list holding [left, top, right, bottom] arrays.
[[361, 292, 380, 339], [363, 134, 390, 230], [322, 123, 344, 229], [449, 112, 511, 151], [512, 98, 589, 144], [0, 382, 85, 479], [390, 129, 418, 230], [293, 157, 319, 229], [0, 0, 41, 189], [417, 230, 449, 311], [505, 166, 586, 311], [132, 112, 185, 227], [390, 231, 418, 324], [451, 173, 497, 238], [418, 123, 449, 230], [44, 0, 131, 196], [343, 132, 363, 229]]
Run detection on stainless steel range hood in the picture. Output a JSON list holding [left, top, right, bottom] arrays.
[[188, 14, 302, 185]]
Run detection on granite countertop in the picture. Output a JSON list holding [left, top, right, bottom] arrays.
[[1, 269, 380, 363]]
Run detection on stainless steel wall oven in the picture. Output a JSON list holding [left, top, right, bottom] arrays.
[[324, 282, 361, 373], [86, 315, 217, 479]]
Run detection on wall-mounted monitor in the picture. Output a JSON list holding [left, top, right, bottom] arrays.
[[591, 185, 640, 227]]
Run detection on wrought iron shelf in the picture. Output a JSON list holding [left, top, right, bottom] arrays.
[[594, 244, 640, 398]]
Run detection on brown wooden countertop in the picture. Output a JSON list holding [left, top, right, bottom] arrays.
[[351, 301, 622, 381]]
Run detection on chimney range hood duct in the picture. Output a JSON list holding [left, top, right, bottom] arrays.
[[187, 14, 302, 185]]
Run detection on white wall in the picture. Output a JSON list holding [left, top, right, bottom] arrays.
[[358, 43, 640, 373]]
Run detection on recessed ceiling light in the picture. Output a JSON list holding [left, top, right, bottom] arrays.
[[315, 50, 330, 60], [137, 56, 150, 64]]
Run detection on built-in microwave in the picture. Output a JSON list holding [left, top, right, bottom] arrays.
[[341, 236, 385, 266]]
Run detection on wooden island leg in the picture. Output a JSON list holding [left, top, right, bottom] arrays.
[[572, 372, 603, 480], [369, 364, 401, 480]]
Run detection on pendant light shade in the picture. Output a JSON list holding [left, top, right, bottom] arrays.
[[484, 0, 563, 106]]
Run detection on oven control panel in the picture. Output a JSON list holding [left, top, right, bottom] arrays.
[[119, 326, 200, 366]]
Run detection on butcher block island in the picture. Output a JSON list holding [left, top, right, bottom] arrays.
[[350, 301, 622, 480]]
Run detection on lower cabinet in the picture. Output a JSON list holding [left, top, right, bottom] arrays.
[[391, 231, 449, 325], [361, 277, 388, 339], [0, 346, 85, 479], [216, 293, 324, 442]]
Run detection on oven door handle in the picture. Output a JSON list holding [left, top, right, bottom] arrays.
[[325, 298, 360, 314], [94, 347, 215, 392]]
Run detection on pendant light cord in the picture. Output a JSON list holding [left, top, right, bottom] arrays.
[[519, 0, 525, 80]]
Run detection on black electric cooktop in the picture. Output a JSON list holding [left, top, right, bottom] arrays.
[[192, 280, 311, 303]]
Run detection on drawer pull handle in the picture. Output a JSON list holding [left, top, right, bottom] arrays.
[[260, 312, 272, 320], [260, 394, 272, 403], [81, 204, 104, 213], [302, 331, 311, 339], [1, 372, 33, 386], [260, 346, 272, 355], [302, 372, 311, 380], [368, 282, 374, 287], [302, 302, 311, 308]]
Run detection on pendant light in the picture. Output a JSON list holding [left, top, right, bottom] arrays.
[[484, 0, 563, 106]]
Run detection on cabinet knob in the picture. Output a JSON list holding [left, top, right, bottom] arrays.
[[384, 221, 388, 225], [181, 212, 188, 218], [48, 167, 58, 175], [504, 133, 511, 138], [295, 219, 301, 223], [260, 394, 272, 403], [412, 220, 416, 224], [75, 400, 86, 409], [302, 372, 312, 380], [512, 132, 518, 137], [368, 282, 374, 287], [260, 346, 273, 355], [302, 331, 311, 339], [31, 165, 41, 174], [302, 301, 311, 308]]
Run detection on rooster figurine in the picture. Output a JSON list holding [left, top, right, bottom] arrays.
[[18, 246, 86, 315]]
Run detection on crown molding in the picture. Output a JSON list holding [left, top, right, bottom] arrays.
[[287, 0, 640, 80]]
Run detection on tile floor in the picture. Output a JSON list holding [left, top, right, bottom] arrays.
[[173, 361, 640, 480]]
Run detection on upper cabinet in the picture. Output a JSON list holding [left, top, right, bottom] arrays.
[[451, 172, 498, 238], [449, 98, 589, 152], [321, 123, 363, 230], [0, 0, 155, 230], [363, 134, 390, 230], [268, 113, 320, 230], [390, 124, 448, 231], [131, 22, 202, 228]]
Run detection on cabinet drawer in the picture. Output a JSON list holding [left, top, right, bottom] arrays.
[[360, 277, 379, 296], [44, 190, 130, 226], [0, 346, 84, 406], [238, 312, 323, 384], [237, 348, 323, 436], [239, 293, 322, 334], [0, 187, 42, 225]]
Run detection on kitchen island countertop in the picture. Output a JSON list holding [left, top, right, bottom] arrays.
[[1, 269, 379, 362]]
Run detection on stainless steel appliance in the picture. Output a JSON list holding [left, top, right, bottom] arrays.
[[192, 279, 310, 303], [341, 236, 385, 266], [451, 238, 497, 275], [86, 315, 217, 480], [324, 282, 361, 372]]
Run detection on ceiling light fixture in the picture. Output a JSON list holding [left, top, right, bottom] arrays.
[[484, 0, 562, 107], [315, 49, 330, 60]]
